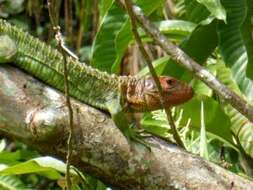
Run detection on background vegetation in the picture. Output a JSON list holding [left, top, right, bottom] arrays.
[[0, 0, 253, 189]]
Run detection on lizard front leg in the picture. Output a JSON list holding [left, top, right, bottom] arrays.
[[105, 96, 150, 149], [0, 35, 17, 64]]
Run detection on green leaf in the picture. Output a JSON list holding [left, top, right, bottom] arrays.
[[91, 0, 164, 73], [0, 176, 26, 190], [91, 3, 127, 72], [99, 0, 114, 20], [242, 0, 253, 80], [0, 151, 21, 165], [160, 20, 218, 79], [216, 61, 253, 158], [0, 139, 6, 152], [112, 0, 164, 73], [191, 60, 216, 97], [181, 20, 218, 64], [185, 0, 210, 23], [199, 101, 209, 159], [0, 156, 73, 180], [141, 112, 171, 137], [218, 0, 253, 99], [154, 20, 196, 37], [137, 20, 196, 77], [178, 97, 234, 147], [33, 156, 69, 174], [0, 150, 38, 165], [138, 56, 170, 77], [141, 98, 234, 148], [196, 0, 226, 21]]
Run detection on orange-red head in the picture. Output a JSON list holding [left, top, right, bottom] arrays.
[[126, 76, 193, 112]]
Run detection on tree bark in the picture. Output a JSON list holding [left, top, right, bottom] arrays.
[[0, 66, 253, 190]]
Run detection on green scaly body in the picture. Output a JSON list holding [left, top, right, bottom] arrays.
[[0, 19, 132, 111]]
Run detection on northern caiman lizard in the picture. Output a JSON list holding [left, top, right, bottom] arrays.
[[0, 19, 193, 142]]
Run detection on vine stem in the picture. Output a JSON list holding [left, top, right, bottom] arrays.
[[124, 0, 185, 149], [48, 1, 74, 189]]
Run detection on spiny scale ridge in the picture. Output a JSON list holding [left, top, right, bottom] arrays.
[[0, 19, 142, 110], [0, 19, 120, 87]]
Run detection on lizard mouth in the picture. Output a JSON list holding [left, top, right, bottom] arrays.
[[164, 84, 194, 106]]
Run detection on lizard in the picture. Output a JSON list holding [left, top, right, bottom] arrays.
[[0, 19, 193, 143]]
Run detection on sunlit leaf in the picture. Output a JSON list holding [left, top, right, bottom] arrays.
[[0, 176, 26, 190], [185, 0, 210, 23], [196, 0, 226, 21], [218, 0, 253, 100], [216, 61, 253, 158], [91, 0, 164, 73], [0, 139, 6, 152], [199, 101, 209, 159], [91, 3, 127, 72], [0, 156, 76, 180]]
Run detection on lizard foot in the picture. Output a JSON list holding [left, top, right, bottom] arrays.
[[125, 125, 152, 150], [133, 128, 153, 138]]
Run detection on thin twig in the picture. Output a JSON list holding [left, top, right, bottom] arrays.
[[76, 0, 85, 52], [64, 0, 73, 42], [48, 1, 74, 189], [118, 0, 253, 123], [124, 0, 185, 149], [92, 0, 99, 40]]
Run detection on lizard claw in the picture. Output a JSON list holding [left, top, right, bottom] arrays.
[[129, 124, 152, 137]]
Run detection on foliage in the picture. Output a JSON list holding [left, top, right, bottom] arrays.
[[1, 0, 253, 188]]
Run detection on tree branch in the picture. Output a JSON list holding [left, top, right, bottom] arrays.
[[117, 0, 253, 123], [0, 66, 253, 189]]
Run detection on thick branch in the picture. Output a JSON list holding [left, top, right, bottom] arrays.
[[118, 1, 253, 122], [0, 66, 253, 189]]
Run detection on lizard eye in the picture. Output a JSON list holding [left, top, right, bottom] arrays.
[[166, 78, 176, 86]]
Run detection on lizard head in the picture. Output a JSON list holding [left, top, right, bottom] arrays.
[[126, 76, 193, 112]]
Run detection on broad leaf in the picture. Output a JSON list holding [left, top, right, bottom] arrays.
[[91, 3, 127, 72], [185, 0, 210, 23], [218, 0, 253, 100], [138, 20, 196, 77], [181, 20, 218, 64], [0, 139, 6, 152], [99, 0, 114, 20], [0, 150, 38, 165], [91, 0, 164, 73], [153, 20, 196, 39], [112, 0, 164, 73], [199, 101, 209, 159], [0, 176, 26, 190], [138, 56, 170, 77], [196, 0, 226, 21], [216, 61, 253, 158], [160, 20, 218, 79], [0, 156, 75, 180], [178, 97, 233, 146]]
